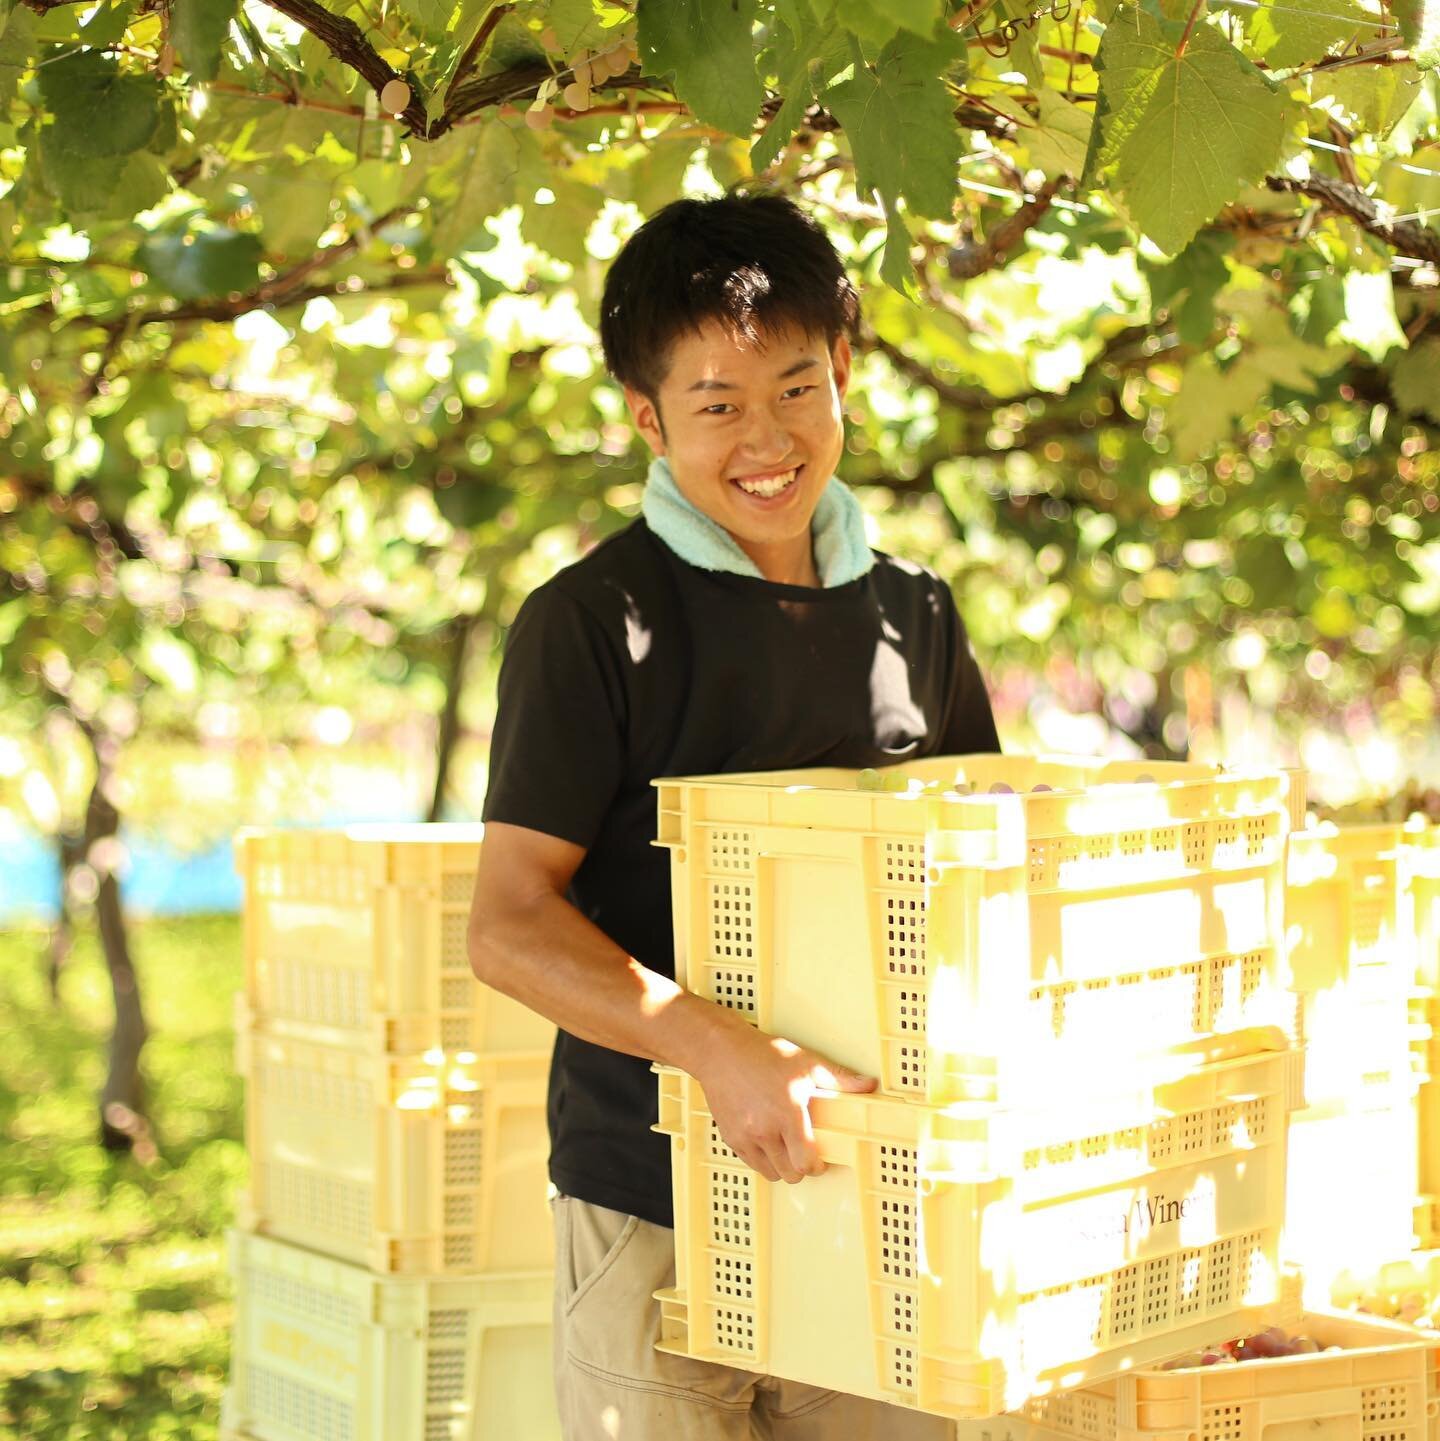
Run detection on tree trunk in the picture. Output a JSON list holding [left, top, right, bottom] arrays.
[[427, 611, 478, 824], [46, 828, 86, 1004], [77, 732, 154, 1159]]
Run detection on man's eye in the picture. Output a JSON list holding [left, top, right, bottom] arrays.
[[702, 403, 735, 415], [782, 385, 815, 400]]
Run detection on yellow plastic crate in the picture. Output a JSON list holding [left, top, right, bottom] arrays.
[[1409, 823, 1440, 994], [655, 755, 1294, 1106], [221, 1228, 558, 1441], [1009, 1309, 1440, 1441], [655, 1041, 1304, 1419], [1418, 995, 1439, 1249], [1285, 824, 1418, 1107], [1331, 1252, 1440, 1323], [236, 824, 553, 1057], [1285, 1085, 1422, 1306], [237, 1011, 552, 1275]]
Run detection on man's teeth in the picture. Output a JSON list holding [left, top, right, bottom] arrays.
[[735, 468, 798, 498]]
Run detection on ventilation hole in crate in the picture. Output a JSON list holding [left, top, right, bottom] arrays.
[[1078, 1391, 1110, 1439], [1210, 1103, 1240, 1150], [896, 989, 926, 1034], [1081, 1132, 1108, 1159], [883, 839, 925, 886], [441, 977, 472, 1011], [1183, 823, 1209, 868], [1240, 951, 1265, 1003], [248, 1365, 355, 1441], [1120, 830, 1145, 857], [1240, 1099, 1269, 1144], [888, 1343, 917, 1391], [1181, 1110, 1208, 1154], [1029, 839, 1051, 887], [1050, 984, 1074, 1040], [1046, 1139, 1077, 1167], [707, 968, 758, 1020], [896, 1045, 927, 1092], [443, 1233, 475, 1269], [707, 829, 755, 872], [710, 1252, 755, 1303], [429, 1309, 468, 1342], [247, 1260, 361, 1329], [444, 1129, 484, 1187], [706, 1121, 740, 1164], [266, 1163, 371, 1243], [426, 1418, 453, 1441], [1207, 1237, 1236, 1309], [1215, 819, 1239, 852], [879, 1196, 916, 1280], [709, 882, 755, 961], [1243, 817, 1271, 857], [1149, 1116, 1176, 1165], [1175, 1248, 1206, 1319], [870, 1141, 916, 1187], [443, 1192, 477, 1228], [713, 1308, 757, 1355], [440, 912, 468, 968], [439, 870, 474, 904], [1201, 1405, 1245, 1441], [440, 1016, 471, 1051], [426, 1347, 467, 1406], [1142, 1256, 1174, 1330], [1109, 1265, 1139, 1339], [1239, 1231, 1267, 1298], [710, 1174, 755, 1249], [1362, 1387, 1409, 1425], [886, 1287, 918, 1337], [1353, 894, 1387, 952], [884, 895, 926, 975]]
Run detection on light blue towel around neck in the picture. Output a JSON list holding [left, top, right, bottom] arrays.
[[640, 456, 874, 587]]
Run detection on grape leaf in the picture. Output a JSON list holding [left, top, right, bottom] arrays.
[[137, 225, 264, 300], [1167, 352, 1271, 458], [1144, 230, 1230, 345], [1393, 0, 1440, 71], [1092, 8, 1289, 254], [833, 0, 941, 46], [37, 129, 167, 215], [636, 0, 764, 137], [171, 0, 238, 82], [1028, 91, 1093, 179], [1392, 337, 1440, 421], [879, 200, 919, 300], [1313, 63, 1421, 136], [0, 6, 36, 106], [824, 30, 965, 221], [751, 1, 850, 172], [524, 0, 613, 55], [394, 0, 458, 40], [38, 52, 163, 157], [429, 118, 523, 257], [1239, 0, 1371, 68]]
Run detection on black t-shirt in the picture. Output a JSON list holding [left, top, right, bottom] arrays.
[[482, 518, 1000, 1226]]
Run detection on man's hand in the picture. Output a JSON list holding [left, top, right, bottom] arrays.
[[691, 1017, 876, 1184]]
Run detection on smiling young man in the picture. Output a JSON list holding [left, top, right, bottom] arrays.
[[469, 194, 999, 1440]]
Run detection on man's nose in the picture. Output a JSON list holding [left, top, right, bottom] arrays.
[[736, 409, 792, 464]]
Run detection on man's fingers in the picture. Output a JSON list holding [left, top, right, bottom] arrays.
[[809, 1059, 878, 1094], [782, 1104, 826, 1180]]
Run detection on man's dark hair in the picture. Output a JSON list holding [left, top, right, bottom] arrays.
[[599, 192, 859, 400]]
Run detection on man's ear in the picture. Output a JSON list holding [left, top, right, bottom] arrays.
[[623, 386, 666, 457], [831, 334, 853, 401]]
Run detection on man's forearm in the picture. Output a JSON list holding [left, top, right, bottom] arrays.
[[469, 889, 739, 1074]]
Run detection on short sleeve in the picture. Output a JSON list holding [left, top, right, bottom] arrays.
[[482, 584, 627, 850], [939, 588, 1002, 755]]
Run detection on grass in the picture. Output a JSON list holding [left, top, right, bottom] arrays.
[[0, 915, 246, 1441]]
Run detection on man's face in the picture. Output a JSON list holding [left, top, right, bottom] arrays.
[[624, 318, 852, 563]]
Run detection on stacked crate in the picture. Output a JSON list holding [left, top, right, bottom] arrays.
[[222, 824, 559, 1441], [1281, 823, 1424, 1299], [651, 755, 1309, 1420]]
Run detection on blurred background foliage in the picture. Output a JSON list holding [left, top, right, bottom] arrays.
[[1, 0, 1439, 1431]]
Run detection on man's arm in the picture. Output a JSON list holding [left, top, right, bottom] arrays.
[[468, 819, 875, 1185]]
